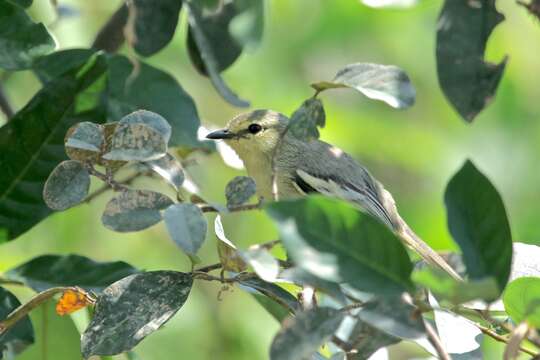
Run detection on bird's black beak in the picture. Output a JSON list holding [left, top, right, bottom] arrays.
[[206, 129, 235, 140]]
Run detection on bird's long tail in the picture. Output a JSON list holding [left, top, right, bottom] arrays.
[[395, 216, 462, 281]]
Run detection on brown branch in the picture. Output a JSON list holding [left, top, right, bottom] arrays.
[[92, 3, 129, 52], [194, 263, 222, 273], [0, 84, 14, 120], [86, 165, 130, 192], [199, 201, 262, 213], [424, 320, 451, 360], [84, 170, 143, 203]]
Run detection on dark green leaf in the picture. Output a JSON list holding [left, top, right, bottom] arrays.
[[269, 307, 344, 360], [34, 49, 95, 83], [185, 0, 249, 107], [444, 160, 512, 293], [436, 0, 507, 122], [0, 1, 55, 70], [229, 0, 264, 51], [81, 271, 192, 358], [103, 122, 167, 162], [355, 296, 426, 340], [6, 0, 32, 8], [163, 203, 207, 256], [503, 277, 540, 328], [0, 287, 34, 358], [102, 190, 173, 232], [132, 0, 183, 57], [64, 122, 104, 162], [288, 98, 326, 140], [144, 153, 184, 191], [225, 176, 256, 208], [311, 63, 415, 109], [266, 196, 414, 295], [5, 254, 139, 292], [237, 276, 299, 317], [107, 55, 202, 148], [348, 319, 400, 360], [43, 160, 90, 210], [413, 267, 499, 304], [0, 53, 108, 241]]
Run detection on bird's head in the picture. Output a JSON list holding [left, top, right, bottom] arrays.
[[206, 110, 289, 158]]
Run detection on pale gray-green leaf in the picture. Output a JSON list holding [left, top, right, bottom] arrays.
[[81, 271, 192, 358], [312, 63, 415, 109], [119, 110, 172, 144], [144, 153, 184, 191], [103, 123, 167, 161], [65, 122, 104, 162], [102, 190, 173, 232], [348, 319, 399, 359], [242, 247, 279, 282], [288, 98, 326, 140], [163, 203, 207, 256], [279, 267, 347, 305], [270, 307, 344, 360], [43, 160, 90, 210], [225, 176, 256, 208]]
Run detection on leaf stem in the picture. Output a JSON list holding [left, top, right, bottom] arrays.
[[424, 319, 451, 360]]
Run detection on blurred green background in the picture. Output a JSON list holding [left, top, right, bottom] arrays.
[[1, 0, 539, 359]]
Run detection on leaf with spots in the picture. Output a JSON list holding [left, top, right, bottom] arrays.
[[102, 190, 173, 232], [288, 98, 326, 141], [81, 271, 193, 358], [225, 176, 256, 208], [64, 122, 104, 163], [163, 203, 207, 256], [144, 153, 184, 192], [102, 122, 168, 162], [43, 160, 91, 211]]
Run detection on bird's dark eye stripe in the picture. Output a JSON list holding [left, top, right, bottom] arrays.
[[248, 123, 262, 134]]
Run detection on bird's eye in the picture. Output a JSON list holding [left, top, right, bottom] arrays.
[[248, 123, 262, 134]]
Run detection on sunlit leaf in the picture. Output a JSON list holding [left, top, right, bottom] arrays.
[[361, 0, 417, 8], [132, 0, 183, 57], [266, 196, 414, 295], [436, 0, 507, 121], [242, 247, 279, 282], [55, 289, 94, 316], [444, 160, 512, 293], [311, 63, 415, 109], [270, 307, 344, 360], [81, 271, 192, 357], [280, 267, 346, 304], [4, 254, 139, 292], [503, 277, 540, 328], [43, 160, 91, 211], [0, 287, 34, 358], [163, 203, 207, 256], [225, 176, 256, 208], [0, 1, 55, 70], [102, 190, 173, 232], [288, 98, 326, 141], [214, 215, 247, 272], [144, 153, 184, 191]]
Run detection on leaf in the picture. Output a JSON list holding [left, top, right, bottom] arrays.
[[347, 319, 400, 360], [42, 160, 91, 211], [444, 160, 513, 293], [237, 276, 299, 316], [118, 110, 172, 144], [55, 289, 93, 316], [242, 247, 279, 282], [163, 203, 207, 256], [103, 123, 167, 162], [34, 48, 95, 83], [0, 54, 108, 241], [64, 122, 104, 162], [225, 176, 256, 208], [356, 296, 426, 340], [229, 0, 264, 51], [0, 287, 34, 358], [288, 98, 326, 141], [214, 215, 247, 273], [185, 0, 250, 107], [361, 0, 417, 8], [269, 307, 344, 360], [311, 63, 415, 109], [81, 271, 192, 358], [436, 0, 507, 121], [4, 254, 139, 292], [0, 1, 55, 70], [132, 0, 183, 57], [102, 190, 173, 232], [413, 267, 499, 304], [266, 196, 414, 295], [144, 153, 184, 192], [6, 0, 32, 8], [279, 267, 347, 305], [503, 277, 540, 328]]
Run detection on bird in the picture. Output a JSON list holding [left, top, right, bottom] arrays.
[[206, 109, 461, 281]]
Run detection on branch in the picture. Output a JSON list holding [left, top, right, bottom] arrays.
[[84, 170, 143, 203], [0, 84, 14, 120], [476, 323, 537, 357], [198, 200, 263, 213], [92, 3, 128, 52], [424, 320, 451, 360], [86, 165, 130, 192]]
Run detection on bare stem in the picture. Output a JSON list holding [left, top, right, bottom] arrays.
[[84, 170, 143, 203], [92, 4, 128, 52], [424, 320, 451, 360], [198, 201, 262, 213], [86, 165, 130, 192]]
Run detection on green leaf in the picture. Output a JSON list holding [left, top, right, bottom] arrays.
[[237, 276, 299, 318], [229, 0, 264, 51], [132, 0, 183, 57], [106, 55, 202, 148], [444, 160, 513, 292], [102, 190, 173, 232], [0, 287, 34, 358], [0, 0, 55, 70], [6, 0, 32, 8], [347, 320, 400, 360], [311, 63, 415, 109], [64, 122, 104, 162], [163, 203, 207, 256], [214, 215, 248, 273], [269, 307, 344, 360], [266, 196, 414, 295], [225, 176, 256, 208], [288, 98, 326, 141], [34, 49, 95, 83], [185, 0, 249, 107], [81, 271, 192, 358], [279, 267, 347, 304], [144, 153, 184, 192], [503, 277, 540, 328], [42, 160, 90, 211], [413, 267, 499, 304], [4, 254, 139, 292], [0, 53, 108, 241], [436, 0, 507, 122], [103, 122, 167, 162]]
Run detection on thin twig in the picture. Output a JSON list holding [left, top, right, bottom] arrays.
[[0, 84, 14, 120], [86, 165, 130, 192], [199, 201, 262, 213], [84, 171, 142, 203], [340, 303, 365, 313], [0, 277, 24, 286], [194, 263, 222, 273], [476, 323, 537, 357], [92, 4, 129, 52], [424, 320, 451, 360]]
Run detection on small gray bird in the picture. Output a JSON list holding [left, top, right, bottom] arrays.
[[207, 109, 460, 280]]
